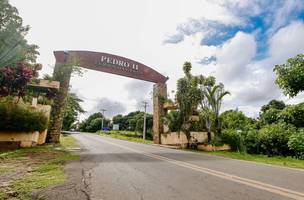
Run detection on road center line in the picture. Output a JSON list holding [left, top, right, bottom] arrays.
[[98, 137, 304, 200]]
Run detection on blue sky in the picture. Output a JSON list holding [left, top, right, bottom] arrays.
[[165, 0, 304, 62]]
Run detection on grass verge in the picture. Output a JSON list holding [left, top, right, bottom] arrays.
[[97, 130, 304, 170], [96, 130, 153, 144], [0, 134, 79, 200], [192, 150, 304, 169]]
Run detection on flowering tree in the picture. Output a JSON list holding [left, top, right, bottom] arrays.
[[0, 62, 41, 99]]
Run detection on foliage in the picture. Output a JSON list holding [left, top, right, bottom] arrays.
[[0, 99, 48, 132], [261, 99, 286, 113], [259, 101, 304, 128], [278, 103, 304, 128], [260, 108, 281, 125], [244, 129, 260, 154], [221, 129, 245, 152], [176, 63, 201, 116], [0, 62, 41, 98], [112, 111, 153, 137], [175, 62, 205, 140], [79, 112, 110, 132], [288, 129, 304, 159], [200, 83, 230, 138], [62, 92, 85, 130], [274, 54, 304, 97], [0, 0, 39, 67], [163, 110, 182, 132], [220, 110, 252, 130], [258, 123, 296, 157]]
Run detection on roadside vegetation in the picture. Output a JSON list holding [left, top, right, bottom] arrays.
[[192, 151, 304, 169], [159, 58, 304, 163], [0, 134, 79, 200], [96, 130, 153, 144], [0, 2, 82, 199], [79, 111, 153, 139]]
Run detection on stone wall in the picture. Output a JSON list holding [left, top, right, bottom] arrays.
[[0, 131, 39, 147], [0, 104, 51, 148], [161, 132, 209, 146]]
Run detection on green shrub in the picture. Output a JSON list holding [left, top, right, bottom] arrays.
[[221, 129, 245, 152], [258, 123, 296, 156], [288, 129, 304, 159], [210, 136, 224, 147], [0, 100, 48, 132], [244, 129, 260, 154]]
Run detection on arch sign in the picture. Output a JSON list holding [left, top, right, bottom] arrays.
[[49, 50, 168, 144], [54, 51, 168, 83]]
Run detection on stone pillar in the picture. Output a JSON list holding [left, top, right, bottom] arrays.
[[153, 83, 167, 144], [47, 61, 72, 143]]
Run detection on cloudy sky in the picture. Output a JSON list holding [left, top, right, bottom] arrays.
[[11, 0, 304, 119]]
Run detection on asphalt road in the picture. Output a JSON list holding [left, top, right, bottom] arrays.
[[70, 132, 304, 200]]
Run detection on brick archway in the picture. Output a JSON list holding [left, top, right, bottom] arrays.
[[48, 51, 168, 144]]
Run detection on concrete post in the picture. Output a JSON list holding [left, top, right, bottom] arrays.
[[153, 83, 167, 144]]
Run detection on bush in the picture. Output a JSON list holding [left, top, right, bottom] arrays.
[[0, 99, 48, 132], [258, 123, 296, 156], [221, 129, 245, 152], [288, 129, 304, 159], [244, 129, 260, 154]]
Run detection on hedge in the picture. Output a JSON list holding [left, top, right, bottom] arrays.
[[0, 100, 48, 132]]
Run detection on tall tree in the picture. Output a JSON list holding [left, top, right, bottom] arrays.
[[274, 54, 304, 98], [0, 0, 39, 67], [201, 83, 230, 140], [175, 62, 203, 142]]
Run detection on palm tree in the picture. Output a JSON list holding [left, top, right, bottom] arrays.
[[201, 83, 230, 141]]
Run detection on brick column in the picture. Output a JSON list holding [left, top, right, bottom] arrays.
[[153, 83, 167, 144]]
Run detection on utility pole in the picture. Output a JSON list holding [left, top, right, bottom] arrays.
[[142, 101, 148, 140], [101, 109, 106, 130]]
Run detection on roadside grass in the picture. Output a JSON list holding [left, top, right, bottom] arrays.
[[191, 150, 304, 169], [96, 130, 153, 144], [95, 130, 304, 170], [60, 133, 78, 148], [0, 134, 79, 200]]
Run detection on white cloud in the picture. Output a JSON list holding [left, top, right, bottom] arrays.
[[215, 32, 256, 81], [269, 21, 304, 62], [9, 0, 304, 119]]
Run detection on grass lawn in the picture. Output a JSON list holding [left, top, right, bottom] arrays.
[[96, 130, 153, 144], [192, 150, 304, 170], [0, 134, 79, 200]]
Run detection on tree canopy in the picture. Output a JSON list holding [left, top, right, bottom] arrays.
[[62, 92, 85, 130], [112, 111, 153, 138], [274, 54, 304, 97], [0, 0, 39, 67]]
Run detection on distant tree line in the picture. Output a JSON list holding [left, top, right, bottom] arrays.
[[77, 111, 153, 139]]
